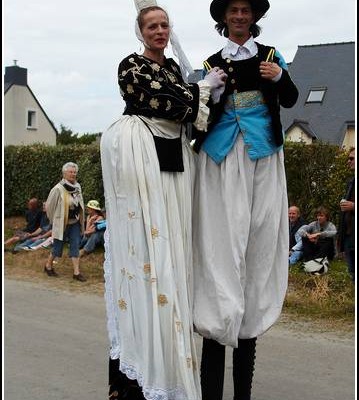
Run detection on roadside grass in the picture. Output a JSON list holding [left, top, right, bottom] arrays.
[[4, 217, 355, 332], [285, 259, 355, 332]]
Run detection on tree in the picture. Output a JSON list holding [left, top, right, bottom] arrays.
[[56, 125, 101, 145], [56, 124, 78, 145]]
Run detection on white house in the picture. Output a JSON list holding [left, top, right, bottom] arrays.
[[4, 63, 57, 146]]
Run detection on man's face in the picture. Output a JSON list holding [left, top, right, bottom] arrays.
[[224, 0, 255, 41], [348, 150, 355, 171], [288, 207, 300, 223], [28, 198, 38, 210]]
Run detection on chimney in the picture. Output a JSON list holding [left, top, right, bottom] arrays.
[[4, 62, 28, 86]]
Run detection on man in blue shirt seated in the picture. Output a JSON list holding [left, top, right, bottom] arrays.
[[4, 197, 42, 252]]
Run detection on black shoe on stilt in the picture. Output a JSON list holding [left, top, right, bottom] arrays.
[[109, 358, 145, 400]]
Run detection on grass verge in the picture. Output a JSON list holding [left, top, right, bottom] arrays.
[[4, 217, 355, 334]]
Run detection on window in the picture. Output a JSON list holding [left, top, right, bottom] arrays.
[[306, 88, 326, 104], [26, 109, 37, 129]]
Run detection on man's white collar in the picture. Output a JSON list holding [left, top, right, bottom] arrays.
[[223, 36, 257, 58]]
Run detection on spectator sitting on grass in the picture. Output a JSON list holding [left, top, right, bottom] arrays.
[[296, 206, 337, 263], [13, 202, 52, 252], [4, 198, 42, 252], [288, 205, 307, 265], [79, 200, 105, 257]]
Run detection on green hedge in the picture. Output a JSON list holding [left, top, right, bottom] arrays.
[[284, 141, 351, 225], [4, 141, 352, 227], [4, 143, 104, 216]]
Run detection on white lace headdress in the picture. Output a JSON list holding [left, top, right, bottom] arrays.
[[133, 0, 194, 81]]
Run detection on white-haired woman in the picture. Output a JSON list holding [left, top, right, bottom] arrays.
[[101, 1, 227, 399], [44, 162, 86, 282]]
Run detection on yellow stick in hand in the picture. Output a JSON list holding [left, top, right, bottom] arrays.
[[265, 48, 275, 62]]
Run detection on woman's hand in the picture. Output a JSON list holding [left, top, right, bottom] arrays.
[[204, 67, 227, 89], [204, 67, 227, 103]]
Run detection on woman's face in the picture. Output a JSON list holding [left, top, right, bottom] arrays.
[[140, 9, 170, 51], [63, 167, 77, 184], [317, 212, 328, 225]]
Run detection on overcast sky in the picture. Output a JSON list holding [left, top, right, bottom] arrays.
[[3, 0, 356, 134]]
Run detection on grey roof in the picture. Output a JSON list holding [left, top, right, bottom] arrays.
[[4, 82, 11, 93], [188, 69, 203, 83], [281, 42, 355, 145]]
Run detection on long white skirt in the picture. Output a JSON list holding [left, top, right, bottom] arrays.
[[193, 136, 289, 347], [100, 115, 201, 400]]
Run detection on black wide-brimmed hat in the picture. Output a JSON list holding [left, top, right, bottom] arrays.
[[210, 0, 270, 23]]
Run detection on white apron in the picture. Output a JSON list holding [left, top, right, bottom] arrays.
[[101, 115, 201, 400]]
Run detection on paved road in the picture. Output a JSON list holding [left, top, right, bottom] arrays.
[[4, 278, 355, 400]]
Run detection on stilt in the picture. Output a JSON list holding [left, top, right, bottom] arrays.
[[232, 338, 257, 400]]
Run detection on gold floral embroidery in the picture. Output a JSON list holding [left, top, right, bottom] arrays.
[[118, 298, 127, 310], [168, 73, 176, 83], [151, 63, 160, 72], [127, 84, 134, 94], [175, 321, 182, 331], [151, 227, 159, 238], [166, 100, 171, 111], [150, 98, 159, 109], [150, 81, 162, 89], [143, 263, 151, 274], [158, 294, 168, 306], [139, 93, 144, 102], [186, 357, 192, 368]]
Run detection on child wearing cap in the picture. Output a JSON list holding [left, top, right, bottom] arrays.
[[79, 200, 104, 256]]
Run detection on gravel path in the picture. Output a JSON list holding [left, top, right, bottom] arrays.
[[4, 278, 355, 400]]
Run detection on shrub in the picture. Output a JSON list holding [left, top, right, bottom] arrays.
[[4, 143, 104, 216], [4, 141, 353, 226]]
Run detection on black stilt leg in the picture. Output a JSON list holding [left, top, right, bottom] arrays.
[[201, 338, 226, 400], [232, 337, 257, 400], [108, 358, 145, 399]]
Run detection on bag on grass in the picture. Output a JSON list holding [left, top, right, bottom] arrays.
[[303, 256, 329, 275]]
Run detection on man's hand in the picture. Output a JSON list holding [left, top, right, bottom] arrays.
[[340, 200, 354, 212], [259, 61, 281, 80]]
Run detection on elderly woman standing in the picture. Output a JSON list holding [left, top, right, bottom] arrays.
[[44, 162, 86, 282]]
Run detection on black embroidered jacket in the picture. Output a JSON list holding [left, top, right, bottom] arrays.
[[119, 53, 200, 123]]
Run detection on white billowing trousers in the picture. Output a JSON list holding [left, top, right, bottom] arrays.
[[193, 136, 289, 347]]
